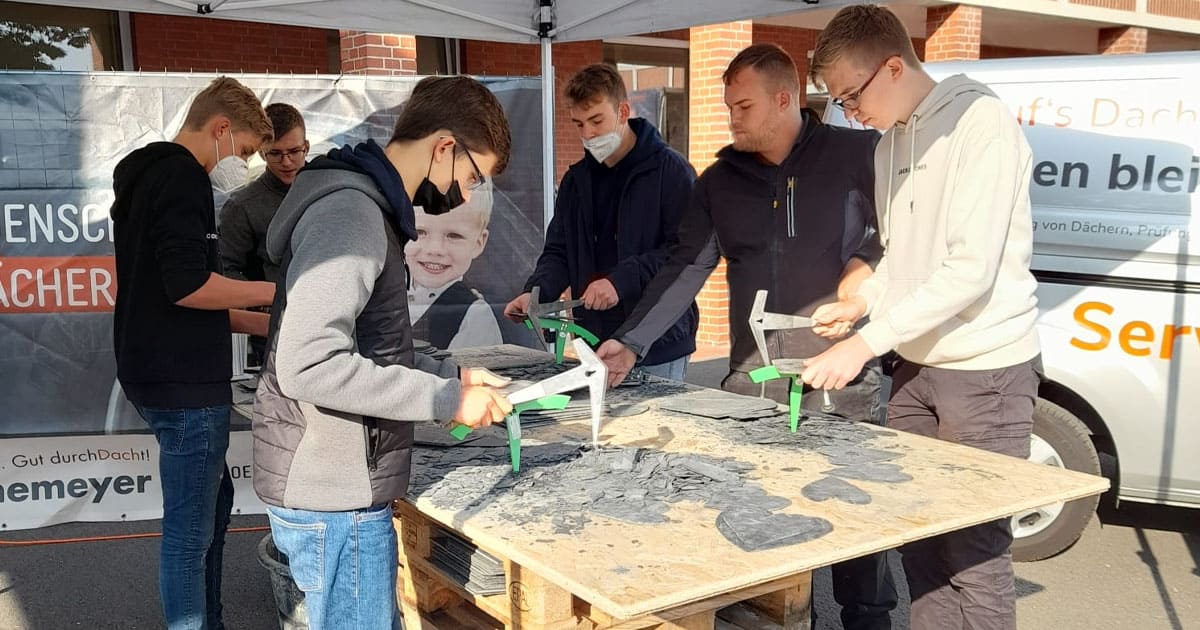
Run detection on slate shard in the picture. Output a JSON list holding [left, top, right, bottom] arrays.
[[801, 476, 872, 505], [715, 507, 833, 551]]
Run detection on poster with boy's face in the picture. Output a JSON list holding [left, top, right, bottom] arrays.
[[0, 73, 543, 437]]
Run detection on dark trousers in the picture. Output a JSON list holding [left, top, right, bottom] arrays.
[[723, 364, 897, 630], [888, 357, 1040, 630]]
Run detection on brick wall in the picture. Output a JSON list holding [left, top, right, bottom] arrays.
[[925, 5, 982, 61], [1099, 26, 1148, 53], [461, 40, 599, 183], [130, 13, 331, 73], [461, 41, 541, 76], [339, 32, 416, 75]]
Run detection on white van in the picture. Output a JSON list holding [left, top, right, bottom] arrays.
[[824, 51, 1200, 561]]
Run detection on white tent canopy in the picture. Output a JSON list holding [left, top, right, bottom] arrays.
[[16, 0, 851, 219], [23, 0, 844, 43]]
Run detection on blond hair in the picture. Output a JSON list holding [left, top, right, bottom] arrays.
[[810, 4, 921, 88], [182, 77, 272, 142]]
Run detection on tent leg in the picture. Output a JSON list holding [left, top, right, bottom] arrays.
[[540, 35, 555, 233]]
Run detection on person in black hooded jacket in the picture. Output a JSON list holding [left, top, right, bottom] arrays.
[[596, 45, 898, 630], [503, 63, 698, 379], [110, 76, 275, 630]]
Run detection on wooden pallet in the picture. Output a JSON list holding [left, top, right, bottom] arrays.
[[395, 501, 813, 630]]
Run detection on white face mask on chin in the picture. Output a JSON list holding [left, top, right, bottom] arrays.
[[210, 132, 249, 193], [582, 129, 623, 164]]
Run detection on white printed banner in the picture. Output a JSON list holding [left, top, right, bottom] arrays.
[[0, 71, 545, 530], [0, 431, 265, 530]]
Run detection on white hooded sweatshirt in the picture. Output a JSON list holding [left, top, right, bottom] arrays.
[[855, 74, 1040, 370]]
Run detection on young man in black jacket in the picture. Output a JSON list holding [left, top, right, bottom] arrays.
[[596, 45, 897, 630], [504, 63, 698, 379], [111, 76, 276, 630]]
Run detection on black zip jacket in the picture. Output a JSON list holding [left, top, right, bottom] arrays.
[[615, 111, 882, 371]]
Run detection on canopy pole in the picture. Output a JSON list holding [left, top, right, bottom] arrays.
[[539, 1, 555, 232]]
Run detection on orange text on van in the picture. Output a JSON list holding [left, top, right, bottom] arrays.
[[1071, 301, 1198, 359]]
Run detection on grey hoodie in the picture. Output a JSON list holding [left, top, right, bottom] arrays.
[[252, 166, 460, 511], [855, 75, 1040, 370]]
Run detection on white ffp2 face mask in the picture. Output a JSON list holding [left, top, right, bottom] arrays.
[[210, 132, 248, 193], [582, 130, 623, 164]]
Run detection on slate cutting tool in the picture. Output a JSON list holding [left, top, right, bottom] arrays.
[[451, 338, 608, 471], [524, 286, 600, 364], [746, 289, 834, 432]]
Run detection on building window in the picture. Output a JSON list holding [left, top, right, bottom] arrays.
[[0, 1, 122, 71], [604, 39, 689, 156], [416, 36, 461, 75]]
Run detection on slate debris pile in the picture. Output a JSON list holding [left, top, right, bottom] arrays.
[[408, 443, 831, 552]]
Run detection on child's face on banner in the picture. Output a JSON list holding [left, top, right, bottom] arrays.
[[405, 206, 489, 290]]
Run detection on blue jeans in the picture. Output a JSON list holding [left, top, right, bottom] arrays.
[[267, 503, 401, 630], [135, 404, 234, 630], [639, 355, 690, 381]]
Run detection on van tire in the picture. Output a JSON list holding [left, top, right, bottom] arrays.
[[1012, 398, 1102, 562]]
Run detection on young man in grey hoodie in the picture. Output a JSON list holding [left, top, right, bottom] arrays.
[[252, 76, 513, 630], [805, 6, 1041, 630]]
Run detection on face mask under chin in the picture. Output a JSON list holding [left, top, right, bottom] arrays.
[[412, 149, 466, 215]]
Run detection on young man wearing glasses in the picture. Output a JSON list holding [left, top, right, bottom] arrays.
[[596, 44, 896, 630], [220, 103, 308, 364], [805, 6, 1041, 630], [504, 63, 698, 380], [251, 76, 513, 630], [220, 103, 309, 286]]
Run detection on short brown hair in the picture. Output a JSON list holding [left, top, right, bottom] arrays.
[[564, 63, 627, 108], [183, 76, 272, 142], [810, 4, 921, 87], [265, 103, 305, 140], [389, 76, 512, 176], [722, 44, 801, 94]]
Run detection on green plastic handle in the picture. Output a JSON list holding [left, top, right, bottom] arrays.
[[749, 365, 783, 383], [513, 394, 571, 414], [449, 394, 571, 442], [746, 366, 804, 433]]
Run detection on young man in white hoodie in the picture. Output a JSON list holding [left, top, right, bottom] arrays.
[[804, 6, 1041, 630]]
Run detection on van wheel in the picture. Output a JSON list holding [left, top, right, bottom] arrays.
[[1011, 398, 1102, 562]]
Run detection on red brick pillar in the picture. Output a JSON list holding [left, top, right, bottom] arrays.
[[1098, 26, 1148, 54], [925, 5, 981, 61], [688, 21, 752, 349], [339, 31, 417, 75]]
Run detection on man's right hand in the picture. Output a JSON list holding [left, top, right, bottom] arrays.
[[596, 340, 636, 388], [811, 296, 868, 339], [453, 385, 513, 428], [503, 292, 532, 323]]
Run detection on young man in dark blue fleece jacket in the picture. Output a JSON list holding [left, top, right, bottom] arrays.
[[503, 63, 698, 379]]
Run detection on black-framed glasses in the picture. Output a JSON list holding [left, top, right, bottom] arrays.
[[456, 142, 487, 191], [264, 143, 309, 164], [832, 59, 890, 111]]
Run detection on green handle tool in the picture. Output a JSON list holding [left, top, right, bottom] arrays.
[[748, 365, 804, 433], [524, 317, 600, 364], [449, 394, 571, 472]]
